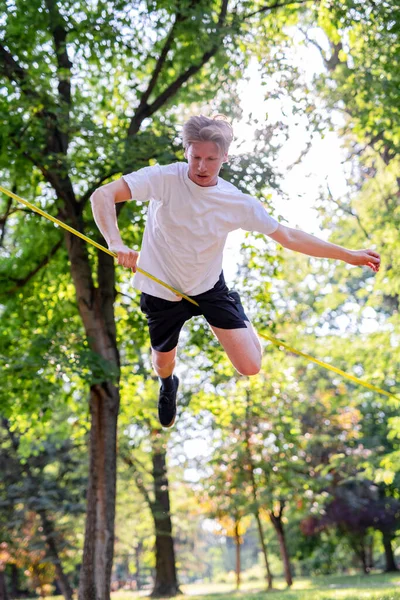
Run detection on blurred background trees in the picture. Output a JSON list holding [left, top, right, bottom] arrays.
[[1, 0, 399, 598]]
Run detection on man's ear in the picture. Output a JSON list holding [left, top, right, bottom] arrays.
[[222, 153, 229, 164]]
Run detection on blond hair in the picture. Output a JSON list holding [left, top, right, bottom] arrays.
[[182, 114, 233, 155]]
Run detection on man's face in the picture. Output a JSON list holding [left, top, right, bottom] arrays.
[[185, 141, 228, 187]]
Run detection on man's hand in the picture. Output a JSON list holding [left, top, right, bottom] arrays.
[[110, 243, 139, 272], [347, 249, 381, 273]]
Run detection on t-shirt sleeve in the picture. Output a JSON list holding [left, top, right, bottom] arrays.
[[242, 195, 279, 235], [122, 164, 164, 202]]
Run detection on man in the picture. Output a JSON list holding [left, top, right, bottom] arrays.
[[91, 115, 380, 428]]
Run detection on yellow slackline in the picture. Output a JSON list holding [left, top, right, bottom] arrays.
[[0, 185, 198, 306], [1, 185, 398, 401], [258, 331, 398, 401]]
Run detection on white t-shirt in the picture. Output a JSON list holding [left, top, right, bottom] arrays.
[[122, 162, 278, 301]]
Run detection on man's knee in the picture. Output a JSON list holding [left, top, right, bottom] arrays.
[[152, 348, 176, 370], [235, 357, 262, 377]]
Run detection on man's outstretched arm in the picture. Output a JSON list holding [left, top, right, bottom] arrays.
[[268, 224, 380, 272], [91, 178, 139, 270]]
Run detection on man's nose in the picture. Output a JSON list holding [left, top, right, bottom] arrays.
[[198, 160, 207, 171]]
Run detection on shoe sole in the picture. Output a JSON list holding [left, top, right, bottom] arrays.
[[163, 415, 176, 428]]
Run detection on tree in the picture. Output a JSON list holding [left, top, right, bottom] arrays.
[[302, 479, 400, 574], [295, 2, 400, 570], [0, 544, 10, 600], [191, 369, 310, 589], [1, 1, 315, 596], [118, 371, 181, 598], [0, 417, 86, 600]]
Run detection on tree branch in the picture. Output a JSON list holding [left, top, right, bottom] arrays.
[[287, 140, 312, 171], [79, 147, 176, 206], [300, 26, 327, 58], [44, 0, 73, 153], [44, 0, 72, 104], [300, 27, 343, 71], [1, 43, 75, 198], [244, 0, 315, 20], [121, 454, 155, 511], [1, 48, 80, 220], [8, 136, 78, 216], [0, 43, 42, 102], [127, 0, 229, 137], [0, 196, 13, 247], [342, 132, 385, 163], [78, 170, 122, 206], [1, 238, 63, 296], [2, 418, 20, 452], [136, 14, 182, 115], [326, 181, 371, 241], [0, 204, 44, 247], [129, 48, 220, 136]]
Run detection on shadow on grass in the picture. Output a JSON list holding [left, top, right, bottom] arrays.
[[179, 573, 400, 600], [185, 591, 400, 600]]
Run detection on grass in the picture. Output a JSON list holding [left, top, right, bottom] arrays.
[[110, 572, 400, 600]]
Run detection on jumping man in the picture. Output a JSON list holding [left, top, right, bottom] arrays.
[[91, 115, 381, 428]]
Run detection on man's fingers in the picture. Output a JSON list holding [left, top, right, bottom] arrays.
[[117, 250, 138, 269], [367, 262, 379, 272], [366, 250, 380, 263], [362, 250, 380, 269]]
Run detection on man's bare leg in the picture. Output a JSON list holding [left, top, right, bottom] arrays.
[[210, 321, 262, 376], [152, 347, 177, 378]]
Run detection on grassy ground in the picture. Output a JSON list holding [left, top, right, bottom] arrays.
[[110, 572, 400, 600]]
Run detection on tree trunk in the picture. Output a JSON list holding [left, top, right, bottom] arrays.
[[33, 62, 121, 599], [243, 392, 273, 590], [351, 536, 369, 575], [135, 541, 143, 590], [9, 565, 19, 598], [0, 572, 8, 600], [269, 507, 293, 587], [366, 535, 374, 572], [39, 511, 74, 600], [150, 432, 180, 597], [254, 510, 273, 589], [234, 521, 241, 591], [382, 532, 398, 572], [78, 383, 119, 600], [2, 420, 75, 600], [360, 547, 368, 575], [65, 229, 120, 600]]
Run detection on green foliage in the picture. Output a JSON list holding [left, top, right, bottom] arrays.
[[2, 0, 400, 589], [0, 418, 86, 594]]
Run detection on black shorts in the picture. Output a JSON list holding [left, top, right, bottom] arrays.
[[140, 272, 249, 352]]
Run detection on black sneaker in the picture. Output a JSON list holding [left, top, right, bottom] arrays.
[[158, 375, 179, 428]]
